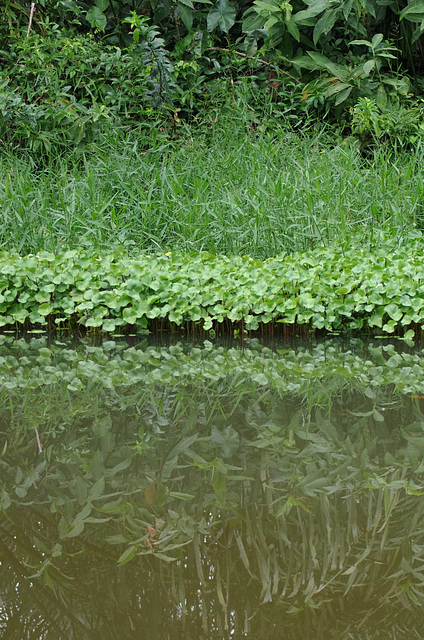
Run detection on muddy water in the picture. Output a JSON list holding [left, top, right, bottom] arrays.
[[1, 336, 424, 639]]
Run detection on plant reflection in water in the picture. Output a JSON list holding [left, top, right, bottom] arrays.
[[1, 336, 424, 639]]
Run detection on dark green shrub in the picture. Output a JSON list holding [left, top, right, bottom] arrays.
[[0, 23, 175, 151], [351, 97, 424, 150]]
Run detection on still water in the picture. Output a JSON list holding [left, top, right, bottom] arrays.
[[1, 335, 424, 639]]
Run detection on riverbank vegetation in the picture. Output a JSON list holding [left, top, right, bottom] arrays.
[[2, 0, 424, 336], [3, 0, 424, 148], [0, 238, 423, 337], [2, 122, 424, 258]]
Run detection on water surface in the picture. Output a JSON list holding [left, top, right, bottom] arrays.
[[1, 336, 424, 639]]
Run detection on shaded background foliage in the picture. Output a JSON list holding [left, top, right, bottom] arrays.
[[2, 0, 424, 151]]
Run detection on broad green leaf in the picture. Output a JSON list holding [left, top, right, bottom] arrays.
[[243, 7, 269, 30], [294, 0, 327, 23], [335, 86, 352, 104], [350, 38, 372, 47], [86, 6, 107, 31], [178, 5, 194, 29], [371, 33, 384, 48], [38, 303, 53, 316], [363, 59, 375, 75], [252, 372, 269, 385], [313, 8, 339, 44], [412, 21, 424, 43], [292, 55, 319, 70], [400, 0, 424, 22], [265, 15, 281, 29], [376, 85, 387, 109], [207, 0, 236, 33], [38, 347, 52, 358], [342, 0, 355, 20], [12, 308, 29, 323], [123, 307, 138, 324], [95, 0, 109, 11], [286, 16, 300, 40], [85, 316, 104, 327], [305, 51, 350, 81], [1, 490, 11, 510], [382, 319, 396, 333], [369, 307, 385, 328], [254, 0, 281, 14], [386, 303, 402, 322]]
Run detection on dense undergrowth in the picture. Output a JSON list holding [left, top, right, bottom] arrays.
[[2, 118, 424, 258], [2, 2, 424, 337], [2, 102, 424, 337]]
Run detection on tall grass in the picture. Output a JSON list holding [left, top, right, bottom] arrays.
[[1, 116, 424, 257]]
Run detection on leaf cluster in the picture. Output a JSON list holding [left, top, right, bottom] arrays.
[[351, 97, 424, 149], [0, 26, 174, 151], [1, 237, 424, 337]]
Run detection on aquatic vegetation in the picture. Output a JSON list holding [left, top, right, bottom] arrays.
[[0, 235, 424, 337]]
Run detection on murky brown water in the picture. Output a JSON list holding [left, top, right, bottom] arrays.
[[1, 336, 424, 639]]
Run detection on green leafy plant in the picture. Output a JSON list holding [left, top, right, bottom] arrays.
[[0, 236, 424, 337], [0, 20, 175, 151], [243, 0, 300, 54], [123, 12, 176, 106], [240, 0, 424, 125], [351, 96, 424, 149], [293, 36, 410, 111], [207, 0, 237, 33]]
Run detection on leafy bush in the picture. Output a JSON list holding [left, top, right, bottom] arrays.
[[293, 36, 410, 112], [0, 81, 110, 152], [0, 22, 174, 151], [239, 1, 424, 124], [351, 97, 424, 149]]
